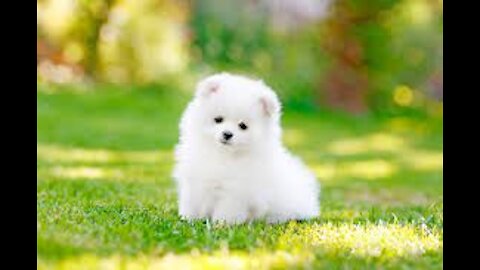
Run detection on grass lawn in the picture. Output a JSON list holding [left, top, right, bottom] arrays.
[[37, 84, 443, 269]]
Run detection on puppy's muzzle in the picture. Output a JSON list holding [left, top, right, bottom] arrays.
[[222, 131, 233, 141], [221, 131, 234, 145]]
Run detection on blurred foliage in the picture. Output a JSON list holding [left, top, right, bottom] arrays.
[[38, 0, 190, 83], [189, 0, 325, 112], [37, 0, 442, 115]]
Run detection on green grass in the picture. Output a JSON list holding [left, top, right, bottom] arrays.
[[37, 84, 443, 269]]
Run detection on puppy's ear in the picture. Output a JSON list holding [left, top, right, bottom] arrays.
[[195, 74, 225, 99], [259, 94, 281, 117]]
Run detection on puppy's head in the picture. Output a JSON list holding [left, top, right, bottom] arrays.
[[193, 73, 281, 152]]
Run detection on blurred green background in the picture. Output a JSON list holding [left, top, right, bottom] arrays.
[[37, 0, 442, 116], [37, 0, 443, 269]]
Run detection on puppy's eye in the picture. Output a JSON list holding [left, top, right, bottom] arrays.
[[238, 122, 248, 130], [214, 116, 223, 124]]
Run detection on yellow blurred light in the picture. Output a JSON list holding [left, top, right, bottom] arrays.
[[37, 144, 174, 183], [328, 133, 406, 155], [308, 159, 398, 181], [393, 85, 414, 106], [96, 0, 190, 82], [50, 166, 117, 180], [278, 223, 442, 258], [39, 0, 76, 39], [386, 117, 427, 135], [38, 250, 312, 270], [343, 160, 396, 179], [38, 220, 443, 269], [37, 144, 170, 164], [407, 0, 433, 25], [64, 42, 84, 63], [284, 128, 306, 147], [310, 164, 336, 180], [327, 139, 366, 155], [109, 5, 129, 26], [403, 150, 443, 171], [368, 133, 406, 152]]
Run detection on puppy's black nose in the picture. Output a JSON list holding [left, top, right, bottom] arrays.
[[222, 131, 233, 140]]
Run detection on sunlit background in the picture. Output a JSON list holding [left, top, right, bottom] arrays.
[[37, 0, 443, 269], [37, 0, 442, 114]]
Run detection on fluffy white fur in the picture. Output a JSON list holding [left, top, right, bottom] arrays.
[[172, 72, 320, 224]]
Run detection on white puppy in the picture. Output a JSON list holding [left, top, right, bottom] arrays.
[[172, 73, 320, 224]]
